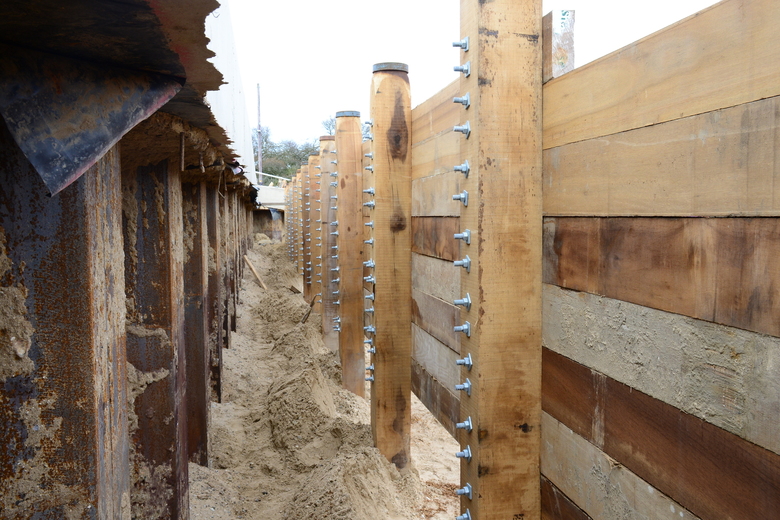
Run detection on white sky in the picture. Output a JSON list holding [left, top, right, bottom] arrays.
[[225, 0, 719, 145]]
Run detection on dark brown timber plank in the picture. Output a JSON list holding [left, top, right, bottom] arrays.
[[411, 216, 460, 261]]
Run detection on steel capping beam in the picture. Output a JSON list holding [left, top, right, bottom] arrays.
[[0, 43, 182, 195]]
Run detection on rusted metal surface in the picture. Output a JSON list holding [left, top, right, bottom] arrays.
[[206, 185, 223, 402], [182, 182, 210, 466], [122, 158, 189, 519], [0, 43, 181, 195], [0, 121, 129, 516]]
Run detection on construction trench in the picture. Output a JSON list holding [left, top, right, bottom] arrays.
[[3, 0, 780, 518]]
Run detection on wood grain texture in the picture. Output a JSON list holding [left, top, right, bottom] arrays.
[[334, 115, 365, 396], [543, 95, 780, 216], [541, 413, 698, 520], [543, 0, 780, 149], [411, 79, 461, 145], [543, 283, 780, 455], [411, 217, 460, 261], [542, 349, 780, 520], [319, 138, 339, 353], [412, 171, 462, 217], [540, 476, 592, 520], [543, 217, 780, 337], [412, 131, 462, 181], [369, 66, 412, 469], [411, 359, 459, 437], [412, 289, 461, 354], [411, 253, 460, 302], [411, 324, 460, 392], [456, 0, 543, 518]]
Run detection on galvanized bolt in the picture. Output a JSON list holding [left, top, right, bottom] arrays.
[[365, 221, 374, 228], [332, 245, 339, 249], [333, 290, 340, 295], [334, 325, 341, 332], [365, 293, 375, 301], [365, 165, 374, 172], [315, 165, 321, 169], [332, 255, 338, 260], [365, 119, 374, 126], [334, 300, 340, 305], [452, 190, 469, 206], [365, 307, 375, 314], [363, 200, 376, 208], [331, 149, 338, 154], [453, 92, 470, 109], [364, 338, 374, 345], [364, 238, 374, 245], [452, 36, 469, 51], [333, 317, 341, 323], [330, 172, 338, 177], [331, 206, 338, 210], [331, 221, 338, 226], [367, 346, 376, 354], [454, 160, 470, 178], [454, 322, 471, 337], [365, 152, 374, 158], [455, 483, 473, 500], [332, 277, 340, 284], [364, 275, 376, 284], [455, 445, 472, 461], [331, 160, 338, 164], [363, 187, 375, 195], [331, 266, 340, 272], [366, 375, 374, 382], [456, 353, 473, 370], [330, 231, 339, 236], [364, 133, 374, 141], [455, 509, 472, 520], [454, 229, 471, 244], [454, 293, 471, 310], [455, 378, 472, 396], [364, 259, 375, 268], [366, 364, 375, 371], [364, 325, 376, 334], [454, 61, 471, 77], [453, 121, 471, 138], [454, 255, 471, 273], [456, 416, 473, 432], [330, 181, 338, 187]]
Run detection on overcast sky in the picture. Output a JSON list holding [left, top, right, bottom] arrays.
[[223, 0, 719, 145]]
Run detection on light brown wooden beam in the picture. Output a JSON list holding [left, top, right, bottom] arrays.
[[543, 216, 780, 337], [308, 154, 322, 313], [457, 0, 543, 518], [543, 95, 780, 217], [543, 0, 780, 149], [319, 136, 338, 352], [335, 112, 365, 397], [411, 79, 461, 145], [412, 171, 462, 216], [368, 63, 412, 470], [412, 289, 461, 353], [411, 131, 462, 181], [301, 164, 312, 301]]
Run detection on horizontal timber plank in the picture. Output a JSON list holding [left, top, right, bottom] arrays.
[[541, 414, 697, 520], [543, 0, 780, 149], [412, 289, 461, 353], [543, 283, 780, 455], [411, 216, 460, 261], [543, 95, 780, 216], [411, 131, 461, 181], [411, 323, 460, 390], [411, 358, 459, 437], [543, 217, 780, 337], [411, 253, 460, 302], [411, 80, 461, 145], [412, 171, 462, 216], [540, 476, 592, 520], [542, 348, 780, 520]]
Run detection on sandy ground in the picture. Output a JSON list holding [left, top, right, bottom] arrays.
[[189, 239, 459, 519]]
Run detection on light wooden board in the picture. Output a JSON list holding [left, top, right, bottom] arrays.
[[540, 476, 591, 520], [369, 66, 412, 470], [411, 323, 460, 392], [412, 289, 461, 354], [411, 131, 462, 181], [543, 0, 780, 149], [543, 283, 780, 455], [411, 79, 461, 145], [335, 115, 366, 397], [542, 349, 780, 520], [410, 216, 460, 261], [411, 253, 460, 302], [543, 216, 780, 337], [456, 1, 543, 518], [542, 10, 575, 84], [541, 413, 699, 520], [411, 359, 460, 436], [412, 171, 463, 216], [543, 95, 780, 216], [319, 138, 338, 353]]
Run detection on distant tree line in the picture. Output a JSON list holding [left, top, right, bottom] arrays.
[[252, 126, 319, 185]]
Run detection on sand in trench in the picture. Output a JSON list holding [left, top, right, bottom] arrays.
[[189, 240, 459, 519]]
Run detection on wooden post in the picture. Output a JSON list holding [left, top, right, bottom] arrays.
[[456, 1, 543, 518], [308, 153, 323, 313], [182, 181, 209, 466], [318, 136, 339, 352], [542, 10, 575, 83], [301, 163, 312, 301], [122, 158, 189, 518], [295, 172, 303, 276], [368, 63, 412, 470], [334, 111, 365, 395], [0, 138, 129, 517]]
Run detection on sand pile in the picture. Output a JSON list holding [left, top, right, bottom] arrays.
[[189, 240, 458, 519]]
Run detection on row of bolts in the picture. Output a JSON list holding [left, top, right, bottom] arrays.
[[289, 36, 476, 520]]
